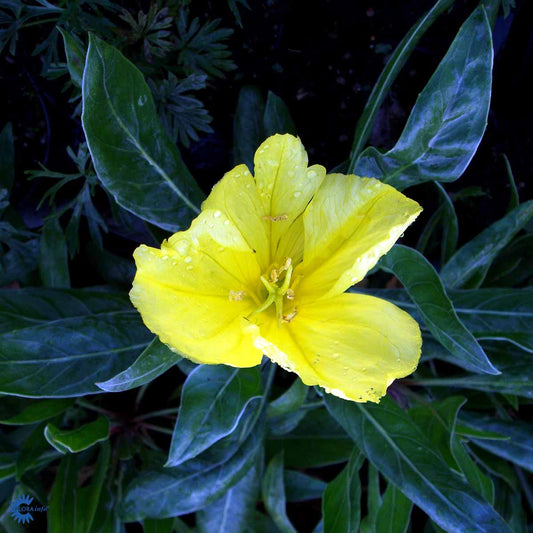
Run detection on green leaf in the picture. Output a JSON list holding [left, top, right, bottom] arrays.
[[459, 414, 533, 473], [39, 217, 70, 289], [58, 28, 86, 88], [325, 395, 512, 533], [97, 336, 182, 392], [0, 123, 14, 195], [233, 86, 266, 171], [409, 396, 466, 471], [503, 155, 519, 213], [379, 245, 498, 374], [322, 450, 363, 533], [16, 422, 60, 478], [144, 517, 175, 533], [355, 6, 493, 190], [44, 416, 109, 454], [284, 470, 326, 502], [82, 35, 203, 232], [375, 483, 413, 533], [262, 453, 297, 533], [348, 0, 454, 166], [197, 461, 259, 533], [0, 398, 73, 425], [413, 364, 533, 399], [409, 396, 494, 502], [268, 379, 308, 418], [121, 415, 264, 520], [76, 442, 111, 532], [485, 234, 533, 287], [449, 288, 533, 352], [267, 408, 352, 468], [47, 454, 78, 533], [440, 200, 533, 289], [263, 91, 297, 137], [360, 464, 381, 533], [0, 288, 151, 397], [166, 365, 262, 467], [47, 445, 111, 532]]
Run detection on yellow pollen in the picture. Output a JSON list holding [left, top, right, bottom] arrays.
[[262, 214, 288, 222], [282, 307, 297, 323], [229, 290, 246, 302]]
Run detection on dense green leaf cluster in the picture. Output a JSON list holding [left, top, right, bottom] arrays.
[[0, 1, 531, 531]]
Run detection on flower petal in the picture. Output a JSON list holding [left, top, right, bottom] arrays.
[[130, 209, 263, 366], [202, 164, 271, 271], [246, 292, 422, 402], [297, 174, 422, 300], [253, 134, 325, 264]]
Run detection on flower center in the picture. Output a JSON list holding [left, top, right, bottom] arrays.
[[250, 257, 297, 326]]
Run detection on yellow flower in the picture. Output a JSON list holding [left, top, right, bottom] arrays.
[[130, 134, 422, 402]]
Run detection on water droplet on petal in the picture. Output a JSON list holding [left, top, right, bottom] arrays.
[[223, 219, 230, 226], [308, 170, 316, 178], [213, 210, 222, 218], [186, 265, 193, 271], [293, 191, 302, 198], [184, 256, 192, 263]]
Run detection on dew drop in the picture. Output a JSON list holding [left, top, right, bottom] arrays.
[[213, 210, 222, 218], [184, 256, 192, 263], [186, 265, 193, 271], [293, 191, 302, 198], [308, 170, 316, 178], [138, 95, 147, 106], [223, 219, 230, 226]]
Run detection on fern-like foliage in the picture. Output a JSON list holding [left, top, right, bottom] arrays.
[[27, 142, 108, 256], [150, 72, 213, 147], [175, 9, 235, 78], [119, 5, 174, 62]]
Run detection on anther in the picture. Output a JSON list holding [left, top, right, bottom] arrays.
[[229, 290, 246, 302]]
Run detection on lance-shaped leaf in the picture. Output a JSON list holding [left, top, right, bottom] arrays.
[[166, 365, 262, 467], [355, 6, 493, 190], [82, 35, 203, 232], [378, 245, 498, 374], [263, 91, 297, 138], [440, 200, 533, 289], [325, 396, 512, 533], [267, 408, 353, 468], [0, 288, 152, 397], [459, 414, 533, 473], [196, 461, 260, 533], [44, 416, 110, 454], [121, 413, 264, 520], [233, 86, 266, 171], [39, 217, 70, 289], [262, 452, 297, 533], [348, 0, 454, 166], [322, 450, 363, 533], [374, 483, 413, 533], [97, 337, 182, 392], [0, 398, 73, 425]]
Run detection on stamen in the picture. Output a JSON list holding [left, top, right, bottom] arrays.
[[262, 214, 288, 222], [229, 290, 246, 302], [282, 307, 297, 323]]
